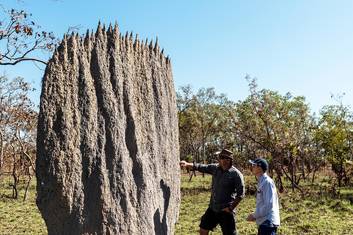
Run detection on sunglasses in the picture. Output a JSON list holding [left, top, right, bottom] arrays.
[[219, 156, 231, 160]]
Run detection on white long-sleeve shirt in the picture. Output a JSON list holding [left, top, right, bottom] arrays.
[[254, 173, 280, 226]]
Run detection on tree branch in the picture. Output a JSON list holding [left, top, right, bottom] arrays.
[[0, 57, 47, 65]]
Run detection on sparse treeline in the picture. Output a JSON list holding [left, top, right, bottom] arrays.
[[0, 3, 56, 200], [178, 77, 353, 191], [0, 75, 37, 200], [1, 74, 352, 199]]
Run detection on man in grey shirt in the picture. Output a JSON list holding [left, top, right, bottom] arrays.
[[180, 149, 245, 235], [247, 158, 280, 235]]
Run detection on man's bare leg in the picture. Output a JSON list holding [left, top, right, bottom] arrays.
[[200, 228, 209, 235]]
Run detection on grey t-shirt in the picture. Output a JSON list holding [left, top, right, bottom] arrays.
[[194, 163, 245, 212]]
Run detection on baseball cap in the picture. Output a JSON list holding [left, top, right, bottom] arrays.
[[249, 158, 268, 172]]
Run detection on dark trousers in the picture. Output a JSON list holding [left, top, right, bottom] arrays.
[[257, 220, 278, 235], [200, 207, 237, 235]]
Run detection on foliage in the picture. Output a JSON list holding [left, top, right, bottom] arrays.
[[176, 77, 334, 192], [0, 5, 58, 65], [176, 78, 353, 190], [0, 75, 37, 199], [177, 85, 235, 163], [231, 77, 319, 192], [315, 104, 353, 186]]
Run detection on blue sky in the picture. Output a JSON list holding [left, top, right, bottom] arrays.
[[1, 0, 353, 113]]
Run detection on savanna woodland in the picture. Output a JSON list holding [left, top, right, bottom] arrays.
[[1, 3, 353, 235]]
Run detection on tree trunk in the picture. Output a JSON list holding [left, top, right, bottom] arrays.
[[23, 174, 32, 201], [0, 131, 3, 175]]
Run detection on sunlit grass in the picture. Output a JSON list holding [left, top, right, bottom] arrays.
[[0, 177, 46, 235], [0, 174, 352, 234]]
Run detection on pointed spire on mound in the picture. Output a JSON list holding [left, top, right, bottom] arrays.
[[107, 23, 115, 41], [113, 23, 120, 39], [68, 32, 77, 45], [50, 22, 171, 70], [133, 34, 139, 50], [95, 22, 104, 41], [149, 40, 153, 51], [96, 21, 103, 37], [154, 37, 160, 54], [107, 23, 113, 33], [84, 29, 90, 43], [38, 21, 178, 235]]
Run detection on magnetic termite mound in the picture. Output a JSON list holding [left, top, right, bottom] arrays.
[[36, 23, 180, 235]]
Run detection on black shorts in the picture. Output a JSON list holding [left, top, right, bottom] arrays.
[[199, 207, 236, 235]]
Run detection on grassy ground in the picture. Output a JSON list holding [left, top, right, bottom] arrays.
[[0, 174, 353, 235], [0, 177, 46, 235]]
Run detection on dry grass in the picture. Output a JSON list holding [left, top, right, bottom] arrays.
[[0, 174, 352, 234]]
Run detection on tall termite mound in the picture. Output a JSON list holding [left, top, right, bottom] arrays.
[[36, 23, 180, 235]]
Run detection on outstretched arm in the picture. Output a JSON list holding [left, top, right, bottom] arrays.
[[180, 160, 193, 170], [180, 160, 217, 174]]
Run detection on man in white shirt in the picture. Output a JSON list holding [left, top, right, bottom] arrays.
[[246, 158, 280, 235]]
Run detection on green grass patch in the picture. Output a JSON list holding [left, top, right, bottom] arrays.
[[0, 174, 353, 234], [0, 177, 46, 235]]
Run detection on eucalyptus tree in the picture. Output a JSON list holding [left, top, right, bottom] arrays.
[[177, 85, 235, 163], [0, 75, 37, 199], [177, 85, 202, 161], [316, 104, 353, 187], [232, 78, 316, 192]]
